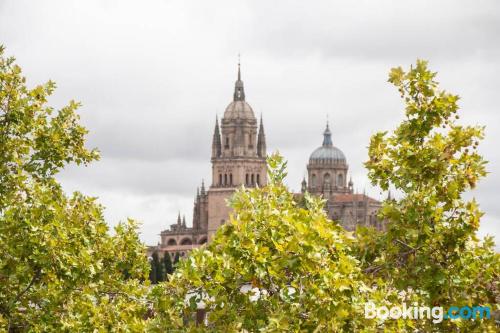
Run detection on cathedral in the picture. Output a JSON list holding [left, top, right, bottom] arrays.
[[150, 65, 382, 259]]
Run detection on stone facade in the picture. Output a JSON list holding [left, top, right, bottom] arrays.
[[149, 64, 383, 259]]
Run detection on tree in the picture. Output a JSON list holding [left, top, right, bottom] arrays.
[[149, 252, 165, 284], [162, 252, 174, 278], [149, 154, 403, 332], [361, 60, 499, 331], [149, 254, 158, 285], [0, 46, 150, 332], [173, 252, 180, 267]]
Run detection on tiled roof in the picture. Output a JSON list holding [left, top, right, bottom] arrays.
[[332, 193, 380, 204]]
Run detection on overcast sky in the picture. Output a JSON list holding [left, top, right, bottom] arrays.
[[1, 0, 499, 248]]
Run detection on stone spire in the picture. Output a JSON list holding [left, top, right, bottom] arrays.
[[322, 121, 333, 147], [177, 212, 181, 225], [182, 215, 186, 228], [301, 177, 307, 193], [257, 114, 267, 158], [200, 179, 206, 196], [233, 61, 245, 101], [211, 116, 222, 158]]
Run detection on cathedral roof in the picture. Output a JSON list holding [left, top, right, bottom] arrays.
[[309, 123, 346, 164]]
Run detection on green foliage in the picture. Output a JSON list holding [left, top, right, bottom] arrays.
[[0, 46, 150, 332], [362, 60, 499, 332], [149, 154, 400, 332]]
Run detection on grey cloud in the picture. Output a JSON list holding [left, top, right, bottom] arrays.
[[244, 1, 500, 61]]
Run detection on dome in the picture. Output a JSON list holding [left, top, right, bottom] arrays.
[[223, 100, 255, 120], [309, 146, 346, 163], [309, 123, 346, 164]]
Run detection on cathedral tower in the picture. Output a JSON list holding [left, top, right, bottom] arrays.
[[306, 122, 351, 199], [207, 63, 267, 239]]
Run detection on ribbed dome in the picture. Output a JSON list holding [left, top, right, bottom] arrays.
[[309, 123, 346, 164], [309, 146, 346, 163], [223, 100, 255, 120]]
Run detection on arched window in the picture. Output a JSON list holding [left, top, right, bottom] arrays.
[[337, 174, 343, 187], [256, 174, 260, 185], [219, 174, 222, 186], [245, 174, 249, 185], [251, 174, 255, 185], [324, 173, 331, 184], [224, 174, 228, 186], [180, 238, 192, 245], [167, 239, 177, 246], [225, 137, 230, 149], [229, 173, 233, 185], [198, 237, 207, 245], [312, 174, 317, 187]]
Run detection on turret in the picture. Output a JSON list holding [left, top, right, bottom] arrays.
[[257, 115, 267, 158], [211, 116, 222, 159], [301, 177, 307, 193], [200, 179, 206, 196]]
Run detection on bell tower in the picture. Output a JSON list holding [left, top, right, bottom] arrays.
[[207, 63, 267, 239]]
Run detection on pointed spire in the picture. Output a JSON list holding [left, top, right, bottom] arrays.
[[322, 120, 333, 147], [257, 114, 267, 158], [200, 179, 206, 195], [212, 115, 222, 158], [301, 176, 307, 193], [233, 58, 245, 101], [177, 212, 181, 225], [182, 215, 186, 228]]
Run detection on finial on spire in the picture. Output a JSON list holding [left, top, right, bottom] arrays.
[[238, 53, 241, 81]]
